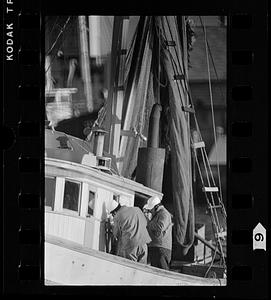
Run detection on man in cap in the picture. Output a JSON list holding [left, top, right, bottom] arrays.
[[144, 196, 173, 270], [107, 200, 151, 264]]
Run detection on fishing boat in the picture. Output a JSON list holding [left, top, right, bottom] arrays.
[[45, 15, 227, 285]]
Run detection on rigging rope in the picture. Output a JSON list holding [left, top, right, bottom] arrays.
[[45, 17, 72, 74], [47, 16, 60, 39], [46, 17, 71, 56], [206, 40, 226, 101], [199, 16, 224, 205], [197, 16, 226, 102], [194, 150, 226, 267], [158, 17, 162, 104]]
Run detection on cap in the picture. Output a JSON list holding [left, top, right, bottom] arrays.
[[144, 196, 161, 210], [107, 199, 119, 214]]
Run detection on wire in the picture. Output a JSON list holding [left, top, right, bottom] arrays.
[[206, 40, 226, 101], [158, 18, 161, 104], [47, 16, 60, 38], [197, 16, 225, 102], [199, 16, 224, 205], [193, 146, 226, 268], [204, 243, 218, 278], [45, 17, 72, 74], [46, 17, 71, 56]]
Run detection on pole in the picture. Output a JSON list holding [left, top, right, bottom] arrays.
[[78, 16, 93, 112], [88, 16, 102, 66], [194, 232, 224, 257]]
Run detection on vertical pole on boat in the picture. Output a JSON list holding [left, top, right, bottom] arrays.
[[88, 15, 102, 66], [93, 128, 107, 157], [103, 17, 122, 155], [45, 55, 53, 92], [78, 16, 93, 112], [108, 17, 129, 164]]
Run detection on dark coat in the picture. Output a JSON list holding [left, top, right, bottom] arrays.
[[147, 205, 173, 250], [113, 206, 151, 253]]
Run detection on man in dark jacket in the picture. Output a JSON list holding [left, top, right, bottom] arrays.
[[144, 196, 173, 270], [107, 200, 151, 264]]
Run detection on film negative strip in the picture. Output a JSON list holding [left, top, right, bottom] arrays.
[[2, 0, 268, 297]]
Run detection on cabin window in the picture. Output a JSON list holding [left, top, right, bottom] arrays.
[[45, 177, 56, 210], [87, 191, 95, 216], [63, 180, 81, 213]]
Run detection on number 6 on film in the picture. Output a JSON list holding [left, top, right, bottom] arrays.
[[253, 223, 266, 251]]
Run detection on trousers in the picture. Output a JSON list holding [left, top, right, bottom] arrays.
[[117, 244, 148, 264], [148, 247, 172, 270]]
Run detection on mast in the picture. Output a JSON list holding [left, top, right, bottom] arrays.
[[78, 16, 93, 112], [182, 16, 194, 217], [102, 16, 129, 168], [88, 16, 102, 66]]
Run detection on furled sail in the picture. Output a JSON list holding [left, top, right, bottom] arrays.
[[159, 16, 195, 254]]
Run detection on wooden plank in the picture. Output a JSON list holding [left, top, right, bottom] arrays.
[[192, 141, 205, 149], [80, 182, 89, 217], [203, 187, 219, 192], [54, 177, 65, 211], [45, 212, 85, 245], [165, 40, 176, 47], [107, 17, 123, 155], [173, 74, 185, 81], [45, 88, 78, 96], [83, 217, 96, 249], [182, 106, 195, 113], [63, 214, 69, 238]]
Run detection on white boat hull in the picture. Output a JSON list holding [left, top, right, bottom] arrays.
[[45, 235, 226, 286]]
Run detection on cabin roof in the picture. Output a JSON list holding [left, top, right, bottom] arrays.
[[45, 157, 163, 199], [45, 129, 92, 161], [45, 129, 119, 173]]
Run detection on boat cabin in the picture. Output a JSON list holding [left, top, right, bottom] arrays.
[[45, 129, 163, 252]]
